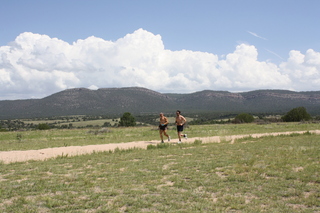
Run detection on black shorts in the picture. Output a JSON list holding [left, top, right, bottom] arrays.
[[177, 125, 184, 132], [159, 124, 168, 130]]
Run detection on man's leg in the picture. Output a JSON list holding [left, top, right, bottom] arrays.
[[177, 131, 182, 143], [164, 130, 170, 141], [160, 130, 164, 142]]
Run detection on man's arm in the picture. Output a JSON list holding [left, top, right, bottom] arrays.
[[164, 117, 169, 125], [182, 116, 187, 124]]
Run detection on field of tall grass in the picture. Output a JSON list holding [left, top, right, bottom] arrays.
[[0, 123, 319, 212]]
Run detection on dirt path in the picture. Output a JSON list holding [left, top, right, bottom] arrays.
[[1, 130, 319, 164]]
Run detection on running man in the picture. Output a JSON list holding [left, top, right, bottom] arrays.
[[159, 113, 170, 143], [175, 110, 187, 143]]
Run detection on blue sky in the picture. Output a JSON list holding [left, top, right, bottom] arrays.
[[1, 0, 320, 100]]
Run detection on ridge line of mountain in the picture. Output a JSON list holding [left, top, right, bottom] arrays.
[[1, 87, 319, 119]]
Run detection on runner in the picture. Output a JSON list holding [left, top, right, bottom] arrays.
[[159, 113, 170, 143], [175, 110, 187, 143]]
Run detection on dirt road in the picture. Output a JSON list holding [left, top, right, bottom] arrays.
[[1, 130, 319, 164]]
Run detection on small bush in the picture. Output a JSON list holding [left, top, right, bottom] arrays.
[[16, 133, 22, 142], [36, 123, 50, 130], [147, 143, 170, 150], [193, 139, 202, 145], [234, 113, 254, 123]]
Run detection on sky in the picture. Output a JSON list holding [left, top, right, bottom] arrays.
[[1, 0, 320, 100]]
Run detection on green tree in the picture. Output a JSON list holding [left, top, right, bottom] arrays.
[[282, 106, 311, 122], [234, 113, 254, 123], [119, 112, 136, 127], [37, 123, 51, 130]]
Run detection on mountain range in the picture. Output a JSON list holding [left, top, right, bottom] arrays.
[[1, 87, 320, 119]]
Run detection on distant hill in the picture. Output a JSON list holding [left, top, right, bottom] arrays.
[[1, 87, 320, 119]]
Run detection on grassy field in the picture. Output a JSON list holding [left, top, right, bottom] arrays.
[[22, 118, 120, 128], [0, 123, 319, 212], [0, 122, 319, 151], [21, 116, 194, 128]]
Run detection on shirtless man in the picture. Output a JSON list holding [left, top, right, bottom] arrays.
[[159, 113, 170, 143], [175, 110, 187, 143]]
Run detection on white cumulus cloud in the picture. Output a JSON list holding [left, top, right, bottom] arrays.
[[279, 49, 320, 90], [217, 44, 291, 90], [0, 28, 319, 100]]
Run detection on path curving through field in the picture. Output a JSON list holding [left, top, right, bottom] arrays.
[[1, 130, 319, 164]]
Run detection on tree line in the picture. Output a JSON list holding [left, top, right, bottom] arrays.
[[0, 107, 318, 131]]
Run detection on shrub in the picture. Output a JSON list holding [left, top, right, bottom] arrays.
[[234, 113, 254, 123], [282, 107, 311, 122], [36, 123, 51, 130], [102, 122, 111, 127], [194, 139, 202, 145], [119, 112, 136, 127]]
